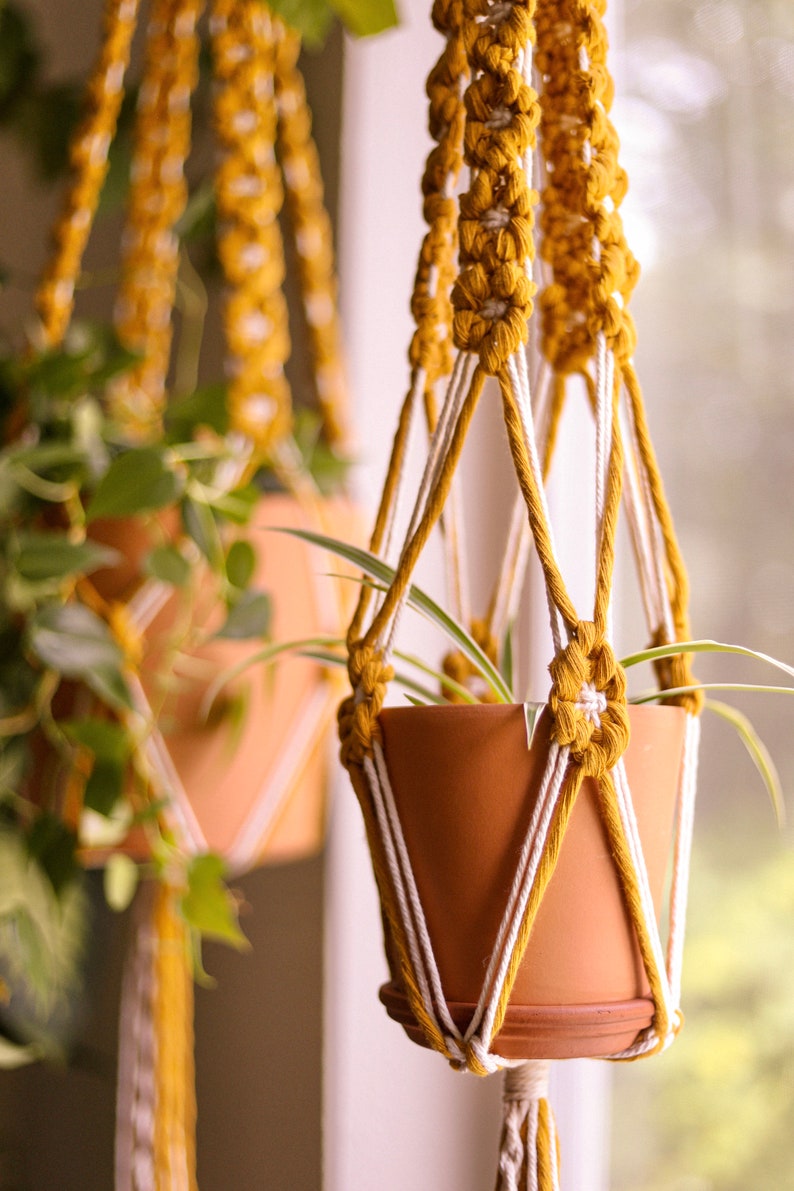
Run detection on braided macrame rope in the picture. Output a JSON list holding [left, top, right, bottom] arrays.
[[109, 0, 204, 440], [338, 10, 703, 1189], [115, 884, 198, 1191], [210, 0, 292, 450], [273, 20, 348, 448], [35, 0, 141, 350]]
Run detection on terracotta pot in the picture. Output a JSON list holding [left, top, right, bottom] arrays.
[[376, 701, 687, 1059], [84, 493, 359, 873]]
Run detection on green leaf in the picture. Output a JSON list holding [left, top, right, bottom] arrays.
[[705, 699, 786, 827], [14, 532, 120, 583], [216, 590, 272, 640], [501, 621, 515, 700], [165, 382, 229, 438], [62, 718, 132, 763], [27, 815, 79, 896], [174, 180, 217, 244], [103, 854, 139, 913], [28, 603, 133, 710], [393, 648, 478, 704], [265, 0, 334, 45], [85, 666, 134, 713], [182, 496, 223, 569], [181, 854, 249, 950], [523, 702, 543, 749], [629, 683, 794, 705], [86, 448, 182, 521], [200, 633, 343, 718], [225, 540, 256, 590], [272, 528, 513, 702], [620, 638, 794, 683], [208, 483, 260, 525], [83, 759, 125, 817], [328, 0, 399, 37], [298, 646, 448, 706], [28, 602, 124, 674], [145, 544, 192, 588]]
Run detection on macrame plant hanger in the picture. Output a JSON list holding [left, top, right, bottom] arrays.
[[32, 1, 348, 1186], [339, 1, 703, 1187]]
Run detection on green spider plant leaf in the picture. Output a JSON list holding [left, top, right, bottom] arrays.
[[620, 639, 794, 683], [629, 683, 794, 705], [296, 646, 449, 706], [271, 528, 513, 703], [705, 698, 785, 827], [523, 702, 543, 749]]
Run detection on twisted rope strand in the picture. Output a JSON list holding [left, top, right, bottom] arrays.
[[110, 0, 204, 439], [210, 0, 292, 450], [273, 20, 348, 447], [35, 0, 141, 349]]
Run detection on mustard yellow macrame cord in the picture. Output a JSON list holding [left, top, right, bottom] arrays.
[[110, 0, 204, 440], [152, 884, 198, 1191], [363, 367, 486, 652], [272, 21, 348, 449], [412, 0, 468, 417], [211, 0, 292, 452], [35, 0, 140, 350], [451, 0, 539, 373], [347, 0, 468, 645]]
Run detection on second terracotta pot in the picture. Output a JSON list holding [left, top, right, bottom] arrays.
[[377, 701, 687, 1059]]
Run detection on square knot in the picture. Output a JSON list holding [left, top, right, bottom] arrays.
[[548, 622, 630, 776], [339, 645, 394, 766], [575, 681, 607, 727]]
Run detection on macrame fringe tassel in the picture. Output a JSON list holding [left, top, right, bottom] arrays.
[[495, 1062, 561, 1191], [115, 882, 198, 1191]]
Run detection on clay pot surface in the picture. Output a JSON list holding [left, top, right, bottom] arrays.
[[83, 494, 359, 873], [377, 700, 687, 1058]]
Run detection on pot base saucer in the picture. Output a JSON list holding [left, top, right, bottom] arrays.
[[379, 981, 654, 1060]]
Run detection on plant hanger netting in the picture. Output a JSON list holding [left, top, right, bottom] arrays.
[[336, 1, 703, 1186], [25, 0, 349, 1184]]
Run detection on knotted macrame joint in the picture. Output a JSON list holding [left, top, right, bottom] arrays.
[[548, 619, 629, 778], [338, 642, 394, 768]]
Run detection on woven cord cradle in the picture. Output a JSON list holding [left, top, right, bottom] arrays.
[[338, 1, 703, 1187], [31, 1, 347, 1186]]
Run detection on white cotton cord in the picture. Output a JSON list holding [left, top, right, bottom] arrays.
[[498, 1061, 551, 1191], [380, 366, 426, 565], [379, 351, 475, 661], [365, 747, 461, 1047], [594, 334, 616, 644], [490, 492, 533, 643], [612, 757, 673, 1017], [366, 734, 573, 1074], [666, 713, 700, 1006], [116, 887, 157, 1191], [621, 383, 676, 643], [619, 401, 665, 637], [489, 348, 557, 644], [443, 470, 472, 629], [507, 353, 565, 654], [470, 742, 570, 1049]]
